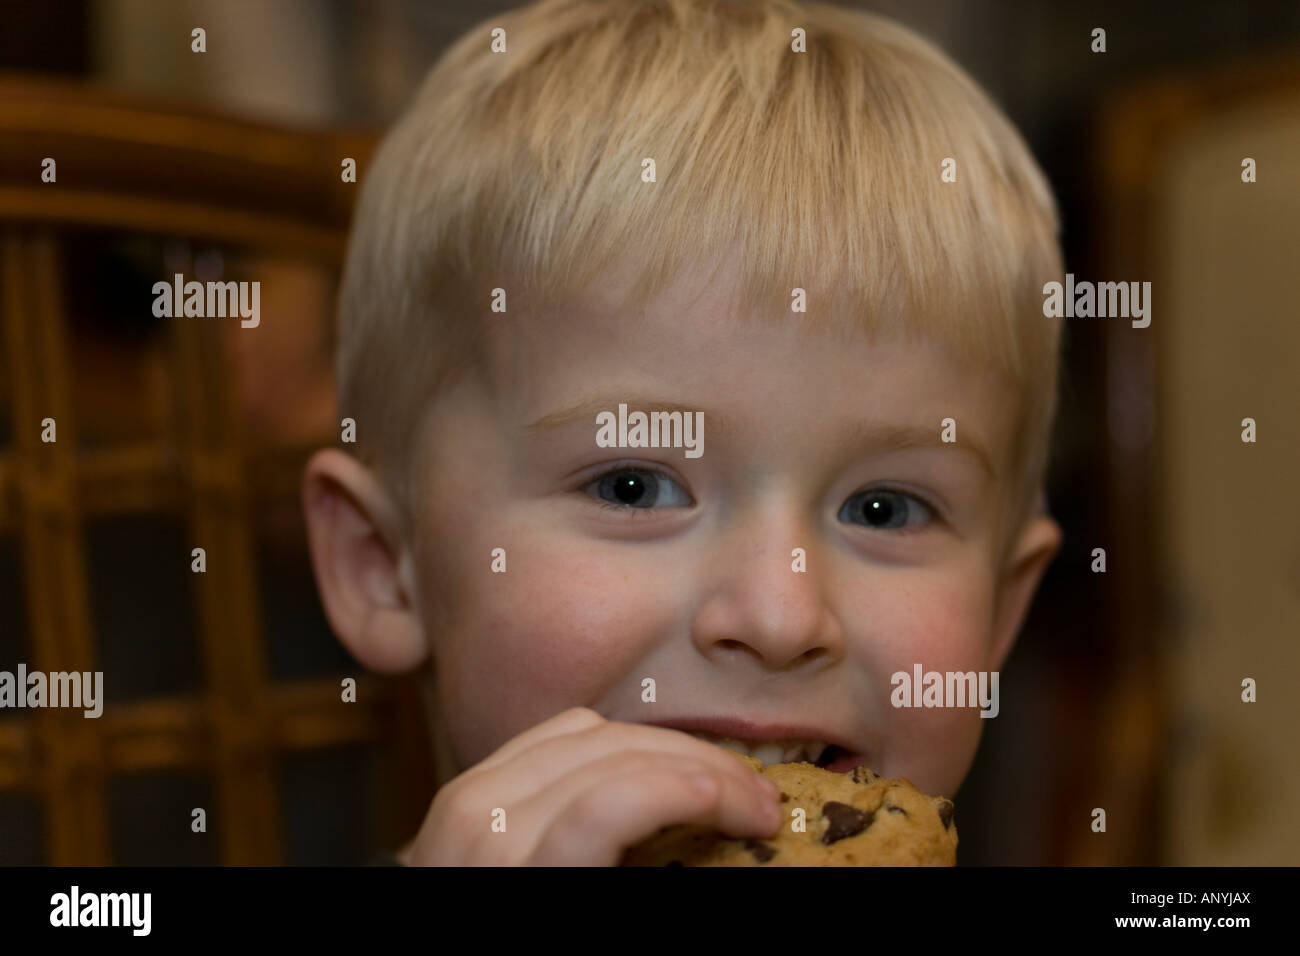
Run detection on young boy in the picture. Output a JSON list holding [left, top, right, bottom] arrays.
[[303, 0, 1063, 865]]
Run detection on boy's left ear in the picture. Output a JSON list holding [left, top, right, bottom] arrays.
[[988, 513, 1063, 671]]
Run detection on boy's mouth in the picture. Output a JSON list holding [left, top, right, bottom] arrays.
[[683, 731, 866, 772]]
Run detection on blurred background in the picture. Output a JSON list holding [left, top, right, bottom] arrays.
[[0, 0, 1297, 865]]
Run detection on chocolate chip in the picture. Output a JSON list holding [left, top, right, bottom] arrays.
[[850, 767, 876, 784], [821, 801, 875, 843], [886, 805, 908, 816], [743, 839, 777, 863], [935, 798, 954, 829], [779, 791, 790, 802]]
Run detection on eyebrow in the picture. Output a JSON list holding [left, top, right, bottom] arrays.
[[525, 395, 996, 477], [525, 396, 724, 432], [841, 421, 998, 479]]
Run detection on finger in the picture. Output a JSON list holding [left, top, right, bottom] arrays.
[[525, 759, 783, 866], [467, 706, 606, 777], [474, 720, 776, 807]]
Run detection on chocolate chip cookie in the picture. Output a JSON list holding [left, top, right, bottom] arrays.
[[619, 753, 957, 866]]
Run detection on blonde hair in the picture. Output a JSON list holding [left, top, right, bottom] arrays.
[[338, 0, 1063, 553]]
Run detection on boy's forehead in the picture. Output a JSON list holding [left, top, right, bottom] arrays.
[[483, 255, 872, 385], [470, 268, 1019, 474], [479, 304, 761, 434], [476, 260, 739, 398]]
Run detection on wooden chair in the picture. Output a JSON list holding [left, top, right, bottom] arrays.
[[0, 75, 434, 864]]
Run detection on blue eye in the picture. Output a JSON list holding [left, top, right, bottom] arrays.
[[838, 489, 932, 530], [584, 467, 693, 509]]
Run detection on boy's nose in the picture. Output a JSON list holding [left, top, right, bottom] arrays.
[[689, 515, 844, 671]]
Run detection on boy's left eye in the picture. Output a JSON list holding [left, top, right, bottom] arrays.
[[582, 467, 693, 509], [838, 489, 933, 530]]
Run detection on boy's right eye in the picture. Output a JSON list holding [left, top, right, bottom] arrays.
[[582, 467, 693, 509]]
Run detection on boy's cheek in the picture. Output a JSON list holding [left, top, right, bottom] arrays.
[[884, 705, 985, 797], [864, 578, 994, 793], [868, 576, 994, 680], [429, 541, 678, 767]]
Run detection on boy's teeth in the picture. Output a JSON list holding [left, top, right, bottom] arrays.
[[687, 732, 828, 766]]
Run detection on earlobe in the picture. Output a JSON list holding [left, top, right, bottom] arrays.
[[301, 449, 427, 675], [988, 514, 1063, 672]]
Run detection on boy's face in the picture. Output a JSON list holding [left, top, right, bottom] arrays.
[[400, 262, 1060, 798]]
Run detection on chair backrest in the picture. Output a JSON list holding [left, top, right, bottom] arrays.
[[0, 74, 434, 865]]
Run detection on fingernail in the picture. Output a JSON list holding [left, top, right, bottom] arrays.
[[756, 776, 780, 797]]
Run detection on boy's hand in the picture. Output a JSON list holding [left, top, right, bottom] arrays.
[[401, 707, 785, 865]]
